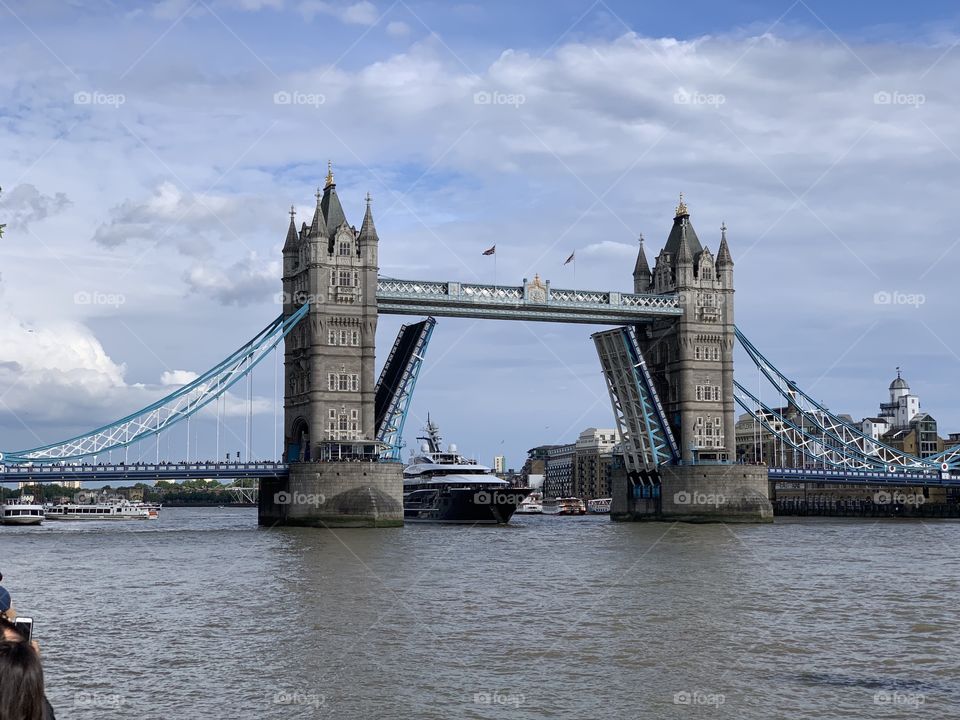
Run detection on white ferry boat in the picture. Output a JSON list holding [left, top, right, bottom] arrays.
[[1, 496, 45, 526], [542, 497, 587, 515], [45, 498, 158, 521], [403, 417, 532, 524], [516, 490, 543, 514]]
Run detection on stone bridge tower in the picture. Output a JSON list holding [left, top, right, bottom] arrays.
[[629, 195, 771, 522], [632, 194, 736, 463], [280, 163, 379, 462], [262, 164, 402, 528]]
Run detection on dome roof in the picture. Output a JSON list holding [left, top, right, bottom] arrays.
[[889, 376, 909, 391]]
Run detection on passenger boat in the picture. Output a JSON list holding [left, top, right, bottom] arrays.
[[0, 496, 45, 526], [44, 498, 158, 521], [403, 417, 532, 524], [587, 497, 612, 514], [515, 490, 543, 514], [542, 497, 587, 515]]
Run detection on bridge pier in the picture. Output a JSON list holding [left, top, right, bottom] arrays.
[[259, 462, 403, 528], [612, 465, 772, 523]]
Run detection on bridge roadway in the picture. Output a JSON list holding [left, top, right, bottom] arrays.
[[376, 278, 684, 323], [0, 461, 289, 484], [767, 466, 960, 487]]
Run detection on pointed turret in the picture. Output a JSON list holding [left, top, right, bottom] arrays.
[[664, 192, 703, 257], [633, 233, 651, 292], [309, 186, 327, 238], [283, 205, 298, 253], [716, 221, 733, 268], [358, 192, 379, 244], [321, 160, 347, 240]]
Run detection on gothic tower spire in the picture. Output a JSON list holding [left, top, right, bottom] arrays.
[[358, 192, 379, 245], [633, 233, 651, 292]]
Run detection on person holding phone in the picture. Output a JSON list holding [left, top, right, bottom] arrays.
[[0, 619, 55, 720]]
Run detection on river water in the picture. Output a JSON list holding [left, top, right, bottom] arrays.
[[1, 509, 957, 719]]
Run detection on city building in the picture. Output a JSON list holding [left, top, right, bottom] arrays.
[[544, 443, 576, 498], [521, 445, 556, 486], [860, 371, 943, 458], [572, 428, 618, 498], [493, 455, 505, 474]]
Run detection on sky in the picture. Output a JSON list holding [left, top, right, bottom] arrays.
[[2, 0, 960, 470]]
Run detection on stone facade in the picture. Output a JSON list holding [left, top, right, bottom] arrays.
[[281, 166, 380, 462], [632, 196, 736, 463]]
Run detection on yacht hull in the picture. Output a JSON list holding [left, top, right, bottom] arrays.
[[404, 486, 533, 525]]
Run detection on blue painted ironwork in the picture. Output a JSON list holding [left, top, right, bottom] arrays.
[[767, 466, 955, 486], [734, 327, 942, 471], [1, 305, 309, 464], [377, 277, 683, 324], [592, 326, 678, 477], [374, 317, 436, 460], [0, 461, 289, 484]]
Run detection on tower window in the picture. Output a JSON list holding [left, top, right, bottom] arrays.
[[339, 241, 351, 256]]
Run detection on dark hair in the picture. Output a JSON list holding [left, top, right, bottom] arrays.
[[0, 640, 46, 720]]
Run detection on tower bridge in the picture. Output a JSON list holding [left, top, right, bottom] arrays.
[[3, 170, 957, 525]]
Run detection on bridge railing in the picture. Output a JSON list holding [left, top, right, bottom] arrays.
[[377, 278, 683, 314]]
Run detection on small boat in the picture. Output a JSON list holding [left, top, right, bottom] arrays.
[[515, 490, 543, 514], [587, 497, 612, 514], [403, 416, 532, 524], [45, 497, 158, 521], [1, 496, 45, 526], [542, 497, 587, 515]]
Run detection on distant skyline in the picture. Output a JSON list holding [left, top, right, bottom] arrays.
[[3, 0, 960, 468]]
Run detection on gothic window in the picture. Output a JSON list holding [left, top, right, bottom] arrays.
[[339, 240, 351, 256], [328, 329, 337, 345], [695, 346, 702, 360], [350, 374, 359, 392], [327, 373, 336, 391], [338, 270, 352, 286], [351, 330, 360, 346], [329, 409, 336, 420], [353, 271, 359, 287], [339, 330, 348, 345], [712, 347, 720, 361], [329, 269, 336, 286], [338, 375, 349, 391], [696, 386, 703, 401]]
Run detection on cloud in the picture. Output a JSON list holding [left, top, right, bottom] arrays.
[[386, 20, 410, 37], [160, 369, 200, 386], [298, 0, 378, 25], [0, 184, 71, 232], [183, 254, 280, 306]]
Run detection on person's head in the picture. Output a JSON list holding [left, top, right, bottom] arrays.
[[0, 639, 45, 720]]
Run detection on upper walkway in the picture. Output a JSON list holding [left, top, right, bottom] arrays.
[[0, 461, 289, 483], [376, 277, 684, 324]]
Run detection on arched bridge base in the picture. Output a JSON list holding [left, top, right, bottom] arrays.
[[259, 463, 403, 528], [612, 464, 773, 523]]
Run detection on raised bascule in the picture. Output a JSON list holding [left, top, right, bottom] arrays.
[[4, 171, 960, 526]]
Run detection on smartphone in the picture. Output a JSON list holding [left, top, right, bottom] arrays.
[[13, 617, 33, 642]]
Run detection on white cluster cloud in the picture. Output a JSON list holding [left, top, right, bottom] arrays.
[[0, 184, 71, 232]]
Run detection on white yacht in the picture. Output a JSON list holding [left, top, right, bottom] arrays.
[[516, 490, 543, 514], [45, 497, 158, 521], [1, 496, 45, 526], [403, 416, 532, 524]]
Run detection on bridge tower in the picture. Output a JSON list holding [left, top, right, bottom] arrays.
[[628, 195, 772, 522], [261, 164, 402, 527]]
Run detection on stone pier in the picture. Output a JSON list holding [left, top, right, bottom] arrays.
[[259, 462, 403, 528]]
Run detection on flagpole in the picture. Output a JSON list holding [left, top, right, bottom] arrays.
[[494, 252, 497, 286]]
